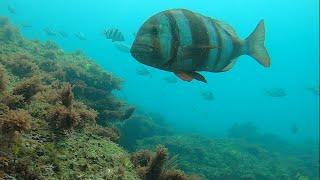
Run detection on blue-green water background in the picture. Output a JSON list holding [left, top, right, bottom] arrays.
[[1, 0, 319, 142]]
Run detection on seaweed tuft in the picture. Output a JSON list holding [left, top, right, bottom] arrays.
[[13, 77, 44, 103], [0, 109, 31, 145]]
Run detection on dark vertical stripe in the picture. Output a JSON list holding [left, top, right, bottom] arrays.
[[229, 38, 241, 60], [149, 17, 162, 60], [216, 25, 239, 70], [181, 9, 210, 68], [163, 11, 180, 69], [211, 21, 223, 71]]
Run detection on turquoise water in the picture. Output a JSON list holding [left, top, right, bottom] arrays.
[[1, 0, 318, 142]]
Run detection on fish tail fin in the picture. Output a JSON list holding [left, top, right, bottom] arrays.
[[245, 20, 271, 67]]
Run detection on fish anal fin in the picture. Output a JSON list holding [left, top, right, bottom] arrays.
[[174, 71, 207, 83], [221, 59, 237, 72]]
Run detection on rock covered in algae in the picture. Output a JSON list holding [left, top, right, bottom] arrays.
[[135, 135, 319, 180], [0, 16, 139, 179]]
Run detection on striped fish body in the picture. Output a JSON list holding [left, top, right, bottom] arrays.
[[105, 28, 125, 42], [131, 9, 270, 83]]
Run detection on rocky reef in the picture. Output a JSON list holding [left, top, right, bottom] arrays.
[[134, 128, 319, 180], [0, 16, 189, 179], [117, 111, 174, 151], [0, 15, 138, 179], [1, 16, 318, 180]]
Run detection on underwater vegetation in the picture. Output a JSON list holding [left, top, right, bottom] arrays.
[[0, 16, 191, 179], [131, 146, 193, 180], [117, 115, 318, 180], [0, 14, 318, 180], [135, 133, 319, 180], [117, 113, 174, 151]]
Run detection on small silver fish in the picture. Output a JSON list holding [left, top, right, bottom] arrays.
[[136, 67, 151, 77], [306, 85, 319, 96], [59, 31, 69, 38], [131, 9, 271, 83], [163, 76, 178, 84], [105, 28, 125, 42], [291, 124, 299, 134], [113, 42, 130, 53], [201, 91, 215, 101], [264, 88, 287, 97], [8, 6, 16, 14], [75, 32, 86, 40], [43, 27, 57, 36], [21, 22, 32, 28]]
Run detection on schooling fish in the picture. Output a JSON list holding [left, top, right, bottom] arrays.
[[201, 91, 215, 101], [264, 88, 287, 98], [131, 9, 271, 83], [104, 28, 125, 42], [163, 76, 178, 84], [136, 66, 151, 77], [113, 42, 131, 53], [43, 27, 57, 36], [75, 32, 86, 40], [8, 6, 16, 14]]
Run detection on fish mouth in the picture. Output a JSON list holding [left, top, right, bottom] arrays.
[[131, 43, 155, 54]]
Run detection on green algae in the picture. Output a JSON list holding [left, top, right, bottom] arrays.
[[135, 135, 319, 180], [0, 16, 139, 179]]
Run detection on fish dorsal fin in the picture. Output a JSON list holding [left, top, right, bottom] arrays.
[[214, 19, 238, 37], [174, 71, 207, 83]]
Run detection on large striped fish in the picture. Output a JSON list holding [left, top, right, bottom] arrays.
[[130, 9, 271, 83]]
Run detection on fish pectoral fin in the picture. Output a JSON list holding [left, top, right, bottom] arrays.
[[174, 71, 193, 82], [174, 71, 207, 83]]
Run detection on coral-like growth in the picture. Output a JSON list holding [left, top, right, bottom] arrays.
[[122, 106, 135, 120], [118, 114, 172, 150], [228, 122, 259, 141], [0, 65, 7, 92], [0, 16, 147, 179], [38, 60, 59, 72], [86, 125, 120, 142], [60, 83, 73, 108], [73, 102, 97, 122], [132, 146, 188, 180], [0, 17, 20, 42], [49, 105, 81, 130], [12, 77, 43, 103], [5, 54, 39, 78], [144, 146, 168, 180], [0, 109, 31, 145], [0, 93, 25, 109], [161, 170, 187, 180], [0, 16, 10, 27], [101, 108, 134, 121], [131, 150, 153, 168]]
